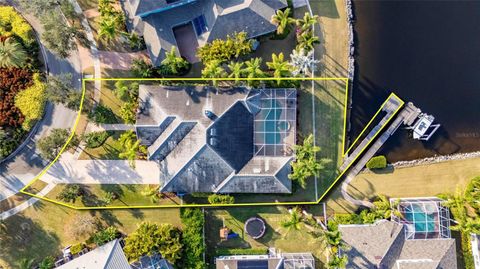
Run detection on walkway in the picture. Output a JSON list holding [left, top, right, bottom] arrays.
[[340, 102, 422, 207], [0, 182, 55, 220], [86, 123, 136, 132], [99, 50, 149, 70]]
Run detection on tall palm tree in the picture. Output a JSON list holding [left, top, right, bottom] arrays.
[[202, 60, 226, 86], [0, 38, 27, 68], [280, 207, 302, 234], [297, 30, 320, 52], [296, 12, 319, 34], [266, 52, 293, 84], [141, 186, 160, 203], [227, 61, 244, 84], [270, 8, 295, 35], [119, 138, 147, 169], [18, 258, 35, 269], [98, 15, 119, 43], [161, 46, 188, 75]]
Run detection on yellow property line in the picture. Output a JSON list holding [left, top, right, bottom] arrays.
[[18, 77, 403, 210]]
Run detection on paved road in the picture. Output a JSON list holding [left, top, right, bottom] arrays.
[[0, 2, 82, 201]]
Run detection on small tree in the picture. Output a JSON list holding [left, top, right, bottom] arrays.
[[327, 254, 348, 269], [123, 222, 183, 263], [266, 52, 293, 84], [296, 30, 320, 52], [38, 128, 77, 160], [271, 8, 295, 35], [118, 131, 147, 169], [289, 134, 331, 188], [201, 59, 226, 86], [227, 61, 244, 84], [40, 12, 82, 58], [290, 48, 319, 76], [366, 155, 387, 169], [0, 38, 27, 68], [56, 184, 82, 203], [120, 101, 136, 124], [161, 46, 189, 75], [45, 73, 74, 104], [98, 15, 119, 43]]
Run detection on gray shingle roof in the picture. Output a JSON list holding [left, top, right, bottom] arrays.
[[338, 220, 457, 269], [135, 85, 296, 194], [124, 0, 287, 65]]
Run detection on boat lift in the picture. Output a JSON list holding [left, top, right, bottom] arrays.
[[406, 113, 440, 141]]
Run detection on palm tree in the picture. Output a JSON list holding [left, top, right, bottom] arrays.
[[119, 138, 147, 169], [372, 195, 401, 219], [243, 57, 265, 78], [118, 130, 136, 147], [161, 46, 188, 75], [270, 8, 295, 35], [141, 186, 161, 203], [296, 12, 319, 35], [18, 258, 35, 269], [280, 207, 303, 234], [290, 48, 319, 76], [201, 59, 226, 86], [327, 254, 348, 269], [297, 30, 320, 52], [0, 38, 27, 68], [98, 15, 119, 43], [227, 61, 244, 84], [266, 52, 293, 84]]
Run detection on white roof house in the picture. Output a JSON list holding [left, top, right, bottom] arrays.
[[56, 239, 131, 269]]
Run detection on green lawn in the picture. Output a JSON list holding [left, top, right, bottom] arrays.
[[44, 184, 181, 207], [327, 156, 480, 213], [205, 206, 328, 268], [0, 201, 181, 268], [78, 131, 125, 160]]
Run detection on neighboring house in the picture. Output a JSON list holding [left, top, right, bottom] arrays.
[[471, 234, 480, 269], [339, 220, 457, 269], [121, 0, 287, 64], [56, 239, 173, 269], [56, 239, 131, 269], [135, 85, 296, 194], [215, 250, 315, 269]]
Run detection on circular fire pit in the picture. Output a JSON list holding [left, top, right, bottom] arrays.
[[244, 217, 266, 239]]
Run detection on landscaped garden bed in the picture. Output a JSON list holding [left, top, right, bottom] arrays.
[[0, 6, 45, 160]]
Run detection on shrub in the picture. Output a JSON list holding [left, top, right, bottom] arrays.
[[38, 256, 55, 269], [0, 6, 35, 45], [197, 31, 253, 64], [15, 73, 47, 130], [130, 58, 154, 78], [120, 101, 136, 124], [0, 68, 32, 128], [0, 128, 26, 158], [88, 104, 118, 124], [93, 226, 119, 246], [101, 191, 116, 204], [56, 184, 82, 203], [216, 248, 268, 256], [179, 208, 205, 269], [366, 155, 387, 169], [207, 194, 234, 204], [83, 131, 111, 148], [70, 243, 85, 255]]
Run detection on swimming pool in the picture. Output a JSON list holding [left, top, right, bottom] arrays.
[[403, 204, 436, 233]]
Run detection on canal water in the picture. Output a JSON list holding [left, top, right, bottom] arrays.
[[351, 0, 480, 162]]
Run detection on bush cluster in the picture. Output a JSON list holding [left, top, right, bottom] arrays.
[[93, 226, 119, 246], [197, 32, 253, 64], [207, 194, 235, 204], [366, 155, 387, 169]]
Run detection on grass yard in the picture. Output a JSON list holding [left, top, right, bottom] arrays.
[[0, 201, 181, 269], [205, 206, 328, 268], [44, 184, 181, 207], [327, 157, 480, 213], [78, 130, 125, 160]]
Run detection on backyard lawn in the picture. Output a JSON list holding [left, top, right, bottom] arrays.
[[327, 156, 480, 213], [0, 202, 181, 268], [205, 206, 328, 269]]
